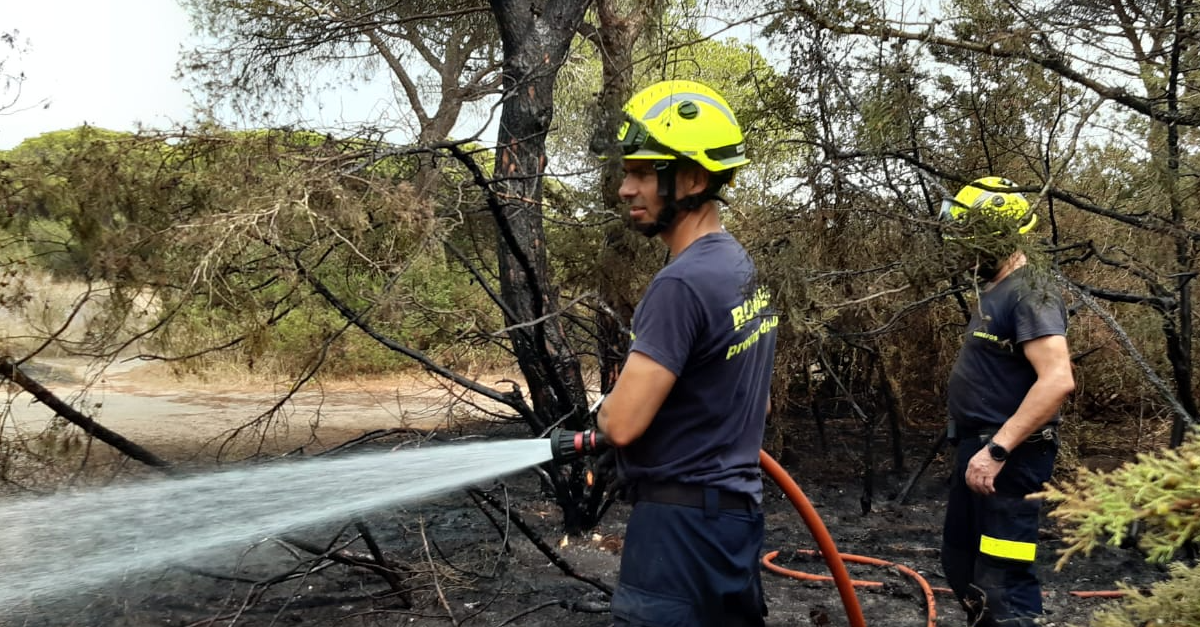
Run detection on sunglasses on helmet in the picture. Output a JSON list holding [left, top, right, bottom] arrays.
[[617, 115, 649, 155], [938, 197, 966, 222], [616, 114, 686, 158]]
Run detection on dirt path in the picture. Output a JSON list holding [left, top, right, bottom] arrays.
[[2, 357, 520, 460]]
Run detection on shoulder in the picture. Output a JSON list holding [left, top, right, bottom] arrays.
[[1011, 268, 1064, 305], [665, 232, 753, 279]]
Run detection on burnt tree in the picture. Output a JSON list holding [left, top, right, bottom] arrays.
[[488, 0, 590, 431], [486, 0, 603, 534]]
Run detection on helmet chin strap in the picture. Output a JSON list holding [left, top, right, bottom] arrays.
[[636, 160, 722, 238]]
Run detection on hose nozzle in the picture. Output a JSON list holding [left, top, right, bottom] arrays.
[[549, 428, 609, 463]]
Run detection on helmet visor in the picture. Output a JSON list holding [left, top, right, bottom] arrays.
[[938, 197, 961, 222]]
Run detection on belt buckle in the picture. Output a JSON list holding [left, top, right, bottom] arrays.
[[1032, 426, 1056, 443]]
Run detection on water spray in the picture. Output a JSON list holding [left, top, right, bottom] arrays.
[[0, 439, 554, 612]]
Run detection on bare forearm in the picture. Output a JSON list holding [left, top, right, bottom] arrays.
[[992, 375, 1073, 450]]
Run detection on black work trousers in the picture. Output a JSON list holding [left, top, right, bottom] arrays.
[[941, 434, 1057, 627], [611, 491, 766, 627]]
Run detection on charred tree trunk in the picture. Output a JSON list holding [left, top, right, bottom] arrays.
[[1163, 9, 1198, 447], [875, 354, 906, 473], [1164, 308, 1197, 447], [811, 396, 829, 453], [862, 412, 877, 516], [488, 0, 591, 433], [488, 0, 610, 535]]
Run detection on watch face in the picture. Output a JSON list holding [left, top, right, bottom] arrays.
[[987, 441, 1008, 461]]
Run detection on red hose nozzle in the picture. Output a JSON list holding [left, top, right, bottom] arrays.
[[548, 428, 609, 462]]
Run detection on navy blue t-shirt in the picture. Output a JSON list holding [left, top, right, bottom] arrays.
[[947, 267, 1068, 430], [617, 231, 778, 501]]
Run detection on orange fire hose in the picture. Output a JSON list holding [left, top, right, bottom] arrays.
[[761, 449, 956, 627], [761, 549, 945, 627], [760, 450, 870, 627], [1069, 590, 1128, 598], [759, 450, 1129, 626]]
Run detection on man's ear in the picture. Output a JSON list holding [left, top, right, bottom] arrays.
[[676, 163, 710, 197]]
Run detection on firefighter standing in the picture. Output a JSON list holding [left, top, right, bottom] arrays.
[[596, 80, 777, 627], [939, 177, 1076, 626]]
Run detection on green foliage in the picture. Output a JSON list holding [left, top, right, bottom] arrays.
[[1084, 562, 1200, 627], [17, 219, 75, 275], [1040, 431, 1200, 626], [1041, 430, 1200, 566], [2, 127, 506, 377]]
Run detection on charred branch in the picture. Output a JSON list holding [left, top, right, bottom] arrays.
[[0, 357, 174, 472], [467, 486, 613, 597], [287, 249, 538, 424]]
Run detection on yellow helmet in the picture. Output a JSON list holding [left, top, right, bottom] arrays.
[[616, 79, 750, 174], [940, 176, 1037, 235]]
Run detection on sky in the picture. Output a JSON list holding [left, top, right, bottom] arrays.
[[1, 2, 773, 152], [0, 1, 459, 150], [2, 1, 199, 149]]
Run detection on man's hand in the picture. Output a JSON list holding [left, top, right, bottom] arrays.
[[965, 447, 1005, 495], [966, 333, 1073, 496]]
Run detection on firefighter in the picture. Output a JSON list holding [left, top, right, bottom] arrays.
[[939, 176, 1076, 626], [596, 79, 777, 627]]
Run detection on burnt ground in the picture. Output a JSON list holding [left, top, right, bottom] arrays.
[[3, 422, 1167, 627]]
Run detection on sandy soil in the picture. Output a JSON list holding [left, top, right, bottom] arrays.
[[0, 359, 1167, 627], [3, 357, 522, 461]]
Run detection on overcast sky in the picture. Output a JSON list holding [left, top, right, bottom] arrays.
[[2, 3, 777, 152], [2, 1, 198, 149], [2, 1, 484, 150]]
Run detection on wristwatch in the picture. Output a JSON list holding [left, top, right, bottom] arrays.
[[986, 439, 1009, 462]]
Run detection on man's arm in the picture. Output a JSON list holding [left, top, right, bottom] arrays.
[[966, 334, 1075, 494], [597, 351, 677, 447]]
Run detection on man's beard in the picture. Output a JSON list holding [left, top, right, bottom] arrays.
[[630, 219, 660, 237], [629, 202, 677, 238], [970, 254, 1002, 283]]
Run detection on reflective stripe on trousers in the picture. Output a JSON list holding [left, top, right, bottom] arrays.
[[979, 534, 1037, 562]]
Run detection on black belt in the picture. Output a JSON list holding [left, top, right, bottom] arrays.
[[959, 425, 1058, 444], [632, 482, 758, 511]]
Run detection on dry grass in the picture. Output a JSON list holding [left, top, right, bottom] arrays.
[[0, 269, 158, 359]]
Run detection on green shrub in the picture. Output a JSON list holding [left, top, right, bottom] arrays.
[[1039, 430, 1200, 627]]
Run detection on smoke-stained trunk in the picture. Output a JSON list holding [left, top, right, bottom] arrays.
[[487, 0, 591, 432], [1162, 0, 1197, 446]]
